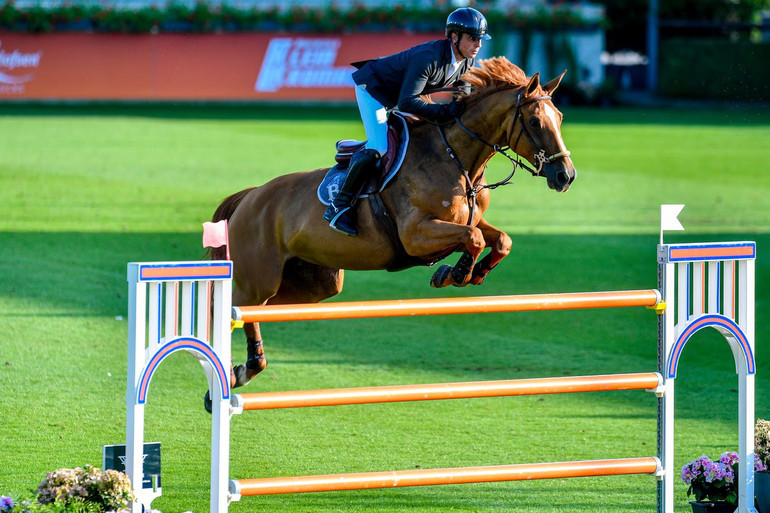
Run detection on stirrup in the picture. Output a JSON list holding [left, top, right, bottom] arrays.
[[323, 202, 341, 222], [328, 207, 358, 236]]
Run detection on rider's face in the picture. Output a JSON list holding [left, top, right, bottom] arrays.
[[454, 33, 482, 59]]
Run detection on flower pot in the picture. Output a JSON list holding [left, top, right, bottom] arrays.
[[689, 501, 736, 513], [757, 472, 770, 513]]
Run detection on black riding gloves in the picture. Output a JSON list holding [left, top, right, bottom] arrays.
[[437, 100, 465, 123]]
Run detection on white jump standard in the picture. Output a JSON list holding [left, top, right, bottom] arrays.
[[125, 240, 757, 513]]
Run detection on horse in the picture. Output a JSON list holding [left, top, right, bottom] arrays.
[[209, 56, 576, 392]]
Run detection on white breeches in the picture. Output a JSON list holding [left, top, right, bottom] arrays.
[[354, 84, 389, 156]]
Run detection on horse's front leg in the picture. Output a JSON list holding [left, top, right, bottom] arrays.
[[469, 217, 512, 285], [429, 250, 475, 288], [400, 219, 486, 288]]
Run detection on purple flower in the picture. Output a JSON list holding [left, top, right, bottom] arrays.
[[720, 451, 739, 465], [0, 496, 14, 512], [681, 466, 694, 484], [680, 450, 766, 505], [703, 459, 721, 483], [718, 462, 735, 483], [755, 454, 767, 472]]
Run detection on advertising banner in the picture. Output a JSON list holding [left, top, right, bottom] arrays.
[[0, 32, 441, 102]]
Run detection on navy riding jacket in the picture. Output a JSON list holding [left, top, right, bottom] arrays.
[[352, 39, 474, 120]]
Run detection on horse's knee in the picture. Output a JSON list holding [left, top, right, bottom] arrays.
[[466, 227, 486, 256], [497, 233, 512, 256]]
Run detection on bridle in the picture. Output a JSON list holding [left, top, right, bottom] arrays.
[[508, 88, 572, 177], [436, 85, 572, 224]]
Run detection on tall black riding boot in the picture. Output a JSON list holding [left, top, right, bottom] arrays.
[[323, 148, 380, 236]]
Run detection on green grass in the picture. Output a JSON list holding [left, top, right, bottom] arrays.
[[0, 103, 768, 513]]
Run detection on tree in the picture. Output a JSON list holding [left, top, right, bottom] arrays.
[[592, 0, 770, 53]]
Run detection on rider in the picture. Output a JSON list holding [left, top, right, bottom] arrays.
[[323, 7, 491, 236]]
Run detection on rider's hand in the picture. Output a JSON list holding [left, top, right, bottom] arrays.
[[437, 100, 464, 122]]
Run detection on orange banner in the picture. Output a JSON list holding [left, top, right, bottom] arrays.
[[0, 32, 442, 101]]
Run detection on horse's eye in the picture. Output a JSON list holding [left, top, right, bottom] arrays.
[[528, 118, 540, 130]]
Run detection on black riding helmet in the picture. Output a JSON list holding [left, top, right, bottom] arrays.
[[445, 7, 491, 41]]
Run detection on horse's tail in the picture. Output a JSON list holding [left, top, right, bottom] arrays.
[[207, 187, 255, 261]]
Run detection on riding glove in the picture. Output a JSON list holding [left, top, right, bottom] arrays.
[[437, 100, 464, 123]]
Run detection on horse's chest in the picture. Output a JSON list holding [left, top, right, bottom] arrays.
[[393, 178, 488, 226], [435, 188, 489, 223], [439, 196, 472, 222]]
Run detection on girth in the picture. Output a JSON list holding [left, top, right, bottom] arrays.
[[368, 192, 436, 272]]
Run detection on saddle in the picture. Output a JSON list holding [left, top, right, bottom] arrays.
[[317, 113, 409, 204], [317, 113, 424, 271]]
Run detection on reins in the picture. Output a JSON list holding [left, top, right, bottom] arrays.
[[436, 86, 571, 225], [436, 123, 509, 225]]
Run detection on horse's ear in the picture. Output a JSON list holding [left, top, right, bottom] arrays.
[[526, 73, 540, 96], [543, 69, 567, 94]]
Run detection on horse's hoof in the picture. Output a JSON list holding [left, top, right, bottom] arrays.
[[430, 264, 453, 288], [469, 268, 491, 286], [470, 274, 486, 286], [450, 269, 472, 287], [233, 364, 254, 388], [203, 391, 212, 414]]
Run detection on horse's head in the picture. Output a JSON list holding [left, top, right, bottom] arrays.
[[508, 71, 576, 191], [463, 58, 577, 192]]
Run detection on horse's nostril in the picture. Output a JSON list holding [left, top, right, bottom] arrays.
[[557, 171, 570, 186]]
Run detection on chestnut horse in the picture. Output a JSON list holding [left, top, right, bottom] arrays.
[[209, 57, 576, 391]]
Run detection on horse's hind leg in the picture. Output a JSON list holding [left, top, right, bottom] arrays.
[[232, 258, 343, 388], [271, 258, 344, 304], [228, 249, 282, 390], [231, 322, 266, 389]]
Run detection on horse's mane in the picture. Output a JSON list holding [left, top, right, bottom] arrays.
[[462, 56, 532, 104]]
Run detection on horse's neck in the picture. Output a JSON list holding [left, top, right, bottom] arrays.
[[441, 122, 499, 184]]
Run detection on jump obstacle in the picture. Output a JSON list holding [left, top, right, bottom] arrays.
[[125, 238, 757, 513]]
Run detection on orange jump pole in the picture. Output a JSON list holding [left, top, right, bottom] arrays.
[[232, 289, 660, 323], [230, 457, 661, 496], [232, 372, 662, 411]]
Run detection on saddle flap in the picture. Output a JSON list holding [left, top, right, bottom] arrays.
[[379, 127, 398, 172], [378, 113, 409, 191]]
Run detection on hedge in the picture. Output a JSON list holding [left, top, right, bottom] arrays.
[[659, 37, 770, 100], [0, 1, 603, 35]]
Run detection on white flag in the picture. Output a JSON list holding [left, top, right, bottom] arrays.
[[660, 204, 685, 231]]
